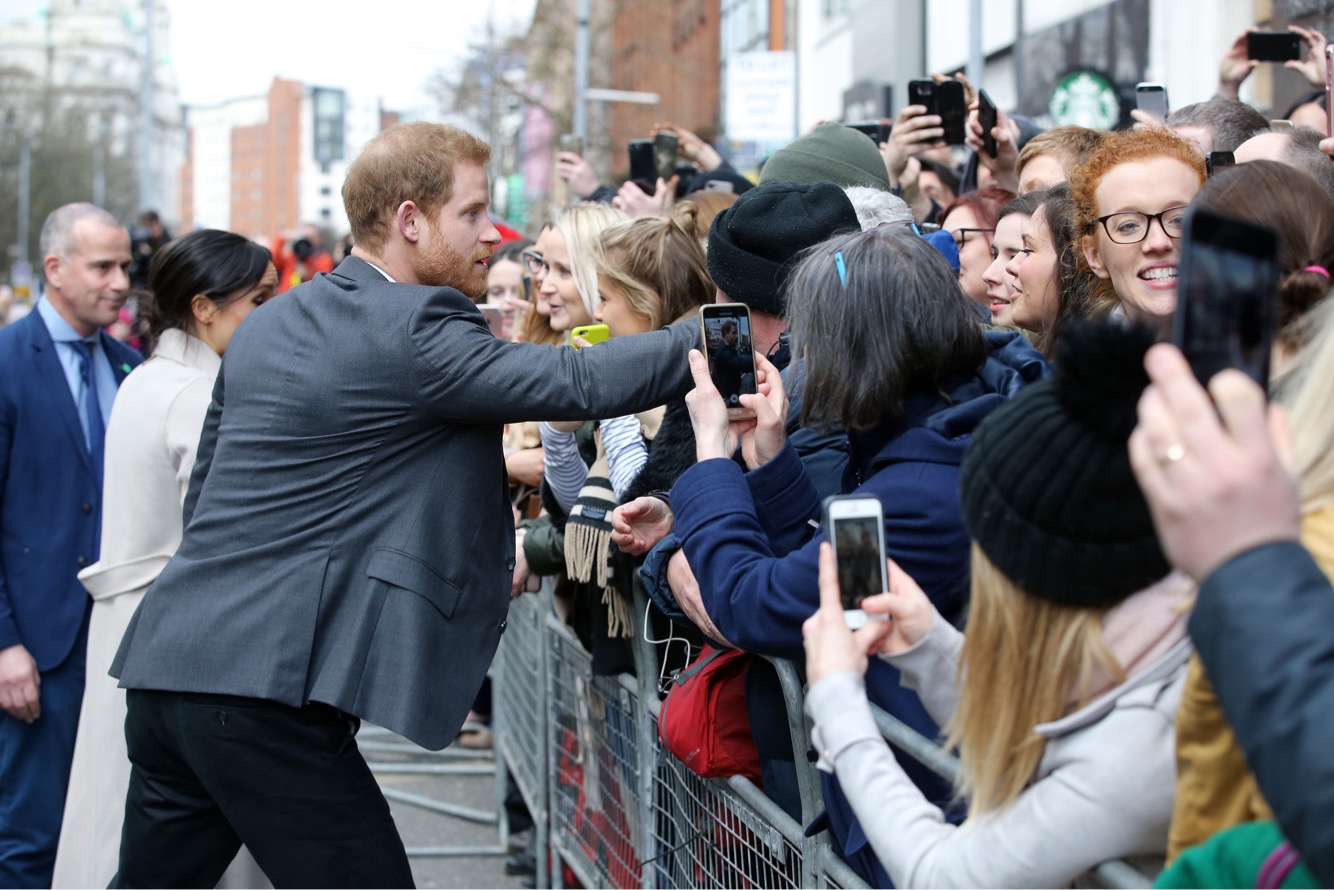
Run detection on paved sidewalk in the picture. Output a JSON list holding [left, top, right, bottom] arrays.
[[364, 726, 530, 889]]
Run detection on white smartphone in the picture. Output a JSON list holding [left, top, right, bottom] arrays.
[[1136, 82, 1169, 121], [823, 494, 889, 629], [478, 304, 504, 337]]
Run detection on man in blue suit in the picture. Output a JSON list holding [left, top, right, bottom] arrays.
[[0, 203, 141, 887]]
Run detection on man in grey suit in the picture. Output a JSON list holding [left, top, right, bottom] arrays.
[[110, 123, 698, 887]]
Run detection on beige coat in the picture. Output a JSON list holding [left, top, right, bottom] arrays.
[[53, 329, 267, 889]]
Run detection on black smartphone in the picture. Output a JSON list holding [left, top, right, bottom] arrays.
[[1206, 150, 1235, 177], [1136, 82, 1169, 120], [699, 304, 757, 418], [823, 494, 888, 629], [1248, 30, 1302, 62], [628, 139, 656, 182], [1172, 206, 1280, 388], [934, 80, 968, 145], [653, 131, 679, 181], [908, 79, 936, 115], [847, 121, 888, 144], [977, 88, 998, 158]]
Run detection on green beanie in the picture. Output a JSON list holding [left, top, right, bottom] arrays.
[[759, 122, 892, 191]]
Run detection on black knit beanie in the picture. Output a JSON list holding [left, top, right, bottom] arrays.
[[959, 322, 1171, 607], [706, 181, 859, 318]]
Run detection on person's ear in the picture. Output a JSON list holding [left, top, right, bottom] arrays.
[[190, 294, 216, 328], [397, 201, 421, 244], [43, 254, 63, 291], [1082, 233, 1109, 279]]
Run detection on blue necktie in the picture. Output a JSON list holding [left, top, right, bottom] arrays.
[[70, 339, 106, 487]]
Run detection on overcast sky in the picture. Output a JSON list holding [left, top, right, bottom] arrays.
[[163, 0, 536, 113]]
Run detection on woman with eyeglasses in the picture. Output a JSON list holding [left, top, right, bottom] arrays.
[[939, 187, 1015, 309], [1070, 129, 1206, 335]]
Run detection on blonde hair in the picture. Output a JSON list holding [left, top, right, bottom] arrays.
[[552, 204, 628, 323], [946, 544, 1122, 816], [1283, 299, 1334, 512], [342, 122, 491, 254], [591, 203, 715, 329], [677, 192, 738, 244]]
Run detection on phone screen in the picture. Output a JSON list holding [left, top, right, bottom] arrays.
[[1248, 31, 1302, 62], [1173, 207, 1280, 388], [935, 80, 968, 145], [653, 132, 679, 182], [832, 514, 885, 611], [1136, 83, 1169, 120], [628, 139, 656, 182], [700, 305, 757, 415], [977, 89, 998, 158]]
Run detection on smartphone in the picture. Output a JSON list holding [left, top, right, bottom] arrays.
[[907, 79, 936, 115], [823, 494, 888, 629], [1326, 45, 1333, 138], [847, 121, 887, 144], [479, 304, 504, 338], [934, 80, 968, 145], [977, 88, 998, 158], [1172, 206, 1280, 388], [1136, 82, 1169, 121], [571, 323, 610, 348], [653, 131, 679, 182], [1247, 30, 1302, 62], [698, 304, 757, 418], [1206, 150, 1234, 177], [559, 133, 585, 155], [628, 139, 656, 182]]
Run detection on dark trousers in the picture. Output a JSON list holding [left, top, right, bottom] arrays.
[[113, 690, 414, 889], [0, 622, 87, 888]]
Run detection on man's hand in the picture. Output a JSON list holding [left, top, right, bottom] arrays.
[[668, 550, 735, 648], [802, 544, 892, 686], [737, 353, 787, 471], [506, 447, 545, 489], [556, 151, 602, 199], [1128, 344, 1300, 582], [1286, 25, 1330, 88], [653, 122, 723, 172], [1217, 29, 1258, 99], [611, 497, 674, 555], [882, 105, 943, 184], [0, 644, 40, 723], [612, 177, 678, 217], [965, 103, 1020, 193]]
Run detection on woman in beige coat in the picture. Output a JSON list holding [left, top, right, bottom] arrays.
[[54, 230, 277, 889]]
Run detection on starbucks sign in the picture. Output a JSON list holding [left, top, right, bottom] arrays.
[[1049, 70, 1123, 129]]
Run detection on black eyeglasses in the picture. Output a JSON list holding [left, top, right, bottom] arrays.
[[831, 221, 921, 287], [1093, 206, 1188, 245], [522, 250, 544, 275], [950, 227, 994, 248]]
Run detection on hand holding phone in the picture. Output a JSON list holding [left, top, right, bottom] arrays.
[[823, 495, 889, 629], [699, 304, 757, 418], [1172, 206, 1280, 388], [977, 89, 998, 158]]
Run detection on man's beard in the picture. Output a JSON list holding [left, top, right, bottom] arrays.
[[415, 232, 490, 297]]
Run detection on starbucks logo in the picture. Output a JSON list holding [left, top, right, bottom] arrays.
[[1049, 70, 1122, 129]]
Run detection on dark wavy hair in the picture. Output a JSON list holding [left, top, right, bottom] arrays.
[[144, 229, 272, 342], [785, 226, 987, 431]]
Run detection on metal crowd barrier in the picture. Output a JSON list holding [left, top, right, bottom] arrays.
[[492, 580, 1155, 889]]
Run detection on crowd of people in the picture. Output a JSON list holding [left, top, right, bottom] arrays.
[[4, 19, 1334, 890]]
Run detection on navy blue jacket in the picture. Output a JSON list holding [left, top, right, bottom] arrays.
[[0, 310, 141, 669]]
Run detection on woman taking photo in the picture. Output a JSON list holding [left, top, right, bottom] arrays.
[[802, 323, 1192, 888], [54, 230, 275, 889], [1070, 129, 1205, 335]]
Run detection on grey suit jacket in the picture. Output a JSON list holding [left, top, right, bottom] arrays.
[[113, 257, 697, 749]]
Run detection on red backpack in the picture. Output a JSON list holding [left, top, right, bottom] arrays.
[[657, 644, 762, 783]]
